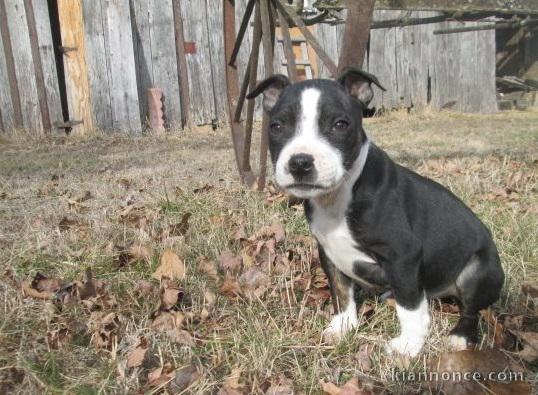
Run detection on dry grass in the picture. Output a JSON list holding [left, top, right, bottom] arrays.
[[0, 109, 537, 394]]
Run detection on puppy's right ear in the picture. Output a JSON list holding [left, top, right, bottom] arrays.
[[246, 74, 290, 112]]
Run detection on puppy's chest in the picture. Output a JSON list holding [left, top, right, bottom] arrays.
[[310, 208, 376, 281]]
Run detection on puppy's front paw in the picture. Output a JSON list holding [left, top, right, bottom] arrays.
[[322, 312, 358, 344], [386, 335, 424, 357], [448, 335, 469, 351]]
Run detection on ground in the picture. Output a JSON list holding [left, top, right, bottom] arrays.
[[0, 109, 537, 394]]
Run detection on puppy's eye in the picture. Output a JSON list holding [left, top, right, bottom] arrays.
[[333, 120, 349, 131], [270, 122, 282, 132]]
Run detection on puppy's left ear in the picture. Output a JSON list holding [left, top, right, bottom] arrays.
[[337, 67, 385, 106], [247, 74, 290, 112]]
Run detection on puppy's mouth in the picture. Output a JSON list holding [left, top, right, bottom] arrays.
[[285, 183, 328, 191]]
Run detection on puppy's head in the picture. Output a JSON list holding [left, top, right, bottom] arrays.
[[247, 68, 384, 199]]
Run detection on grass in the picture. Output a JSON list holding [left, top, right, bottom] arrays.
[[0, 108, 537, 393]]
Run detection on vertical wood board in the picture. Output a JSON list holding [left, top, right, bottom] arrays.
[[103, 0, 141, 133], [205, 0, 227, 121], [5, 0, 43, 132], [31, 0, 64, 129], [0, 7, 15, 132], [58, 0, 93, 133], [82, 0, 113, 130], [180, 0, 216, 125]]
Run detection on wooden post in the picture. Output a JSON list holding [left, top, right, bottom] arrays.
[[258, 0, 276, 191], [338, 0, 376, 73], [172, 0, 191, 128], [57, 0, 93, 134], [278, 7, 299, 82]]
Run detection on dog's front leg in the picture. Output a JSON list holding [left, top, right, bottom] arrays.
[[384, 245, 430, 357], [318, 246, 358, 343]]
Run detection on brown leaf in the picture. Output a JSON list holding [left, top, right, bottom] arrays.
[[266, 375, 294, 395], [31, 273, 61, 293], [428, 350, 528, 394], [480, 309, 516, 350], [219, 273, 242, 298], [158, 279, 184, 311], [218, 368, 246, 395], [218, 251, 242, 273], [128, 243, 153, 262], [152, 250, 185, 280], [22, 281, 53, 300], [250, 223, 285, 244], [320, 377, 370, 395], [198, 256, 219, 282], [58, 217, 84, 232], [77, 268, 97, 300], [193, 184, 214, 194], [169, 365, 199, 393], [239, 267, 270, 300], [147, 363, 175, 388], [168, 328, 195, 346], [127, 342, 148, 368], [151, 311, 185, 332], [168, 212, 192, 237], [521, 282, 538, 298], [68, 190, 92, 205], [354, 343, 373, 373], [87, 312, 119, 349], [512, 331, 538, 362]]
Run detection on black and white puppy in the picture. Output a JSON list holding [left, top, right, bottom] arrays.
[[247, 69, 504, 357]]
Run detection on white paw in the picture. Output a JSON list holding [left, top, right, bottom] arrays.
[[386, 335, 424, 357], [322, 312, 358, 344], [448, 335, 468, 351]]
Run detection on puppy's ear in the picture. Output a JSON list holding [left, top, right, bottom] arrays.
[[337, 67, 385, 106], [246, 74, 290, 112]]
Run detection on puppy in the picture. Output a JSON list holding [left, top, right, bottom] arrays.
[[247, 68, 504, 357]]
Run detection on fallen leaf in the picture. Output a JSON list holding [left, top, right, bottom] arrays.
[[521, 282, 538, 298], [152, 250, 185, 280], [77, 268, 97, 300], [159, 280, 184, 310], [168, 212, 192, 237], [128, 243, 153, 262], [218, 251, 242, 273], [193, 184, 214, 194], [151, 311, 185, 332], [266, 375, 294, 395], [480, 309, 516, 350], [58, 217, 84, 232], [167, 329, 195, 346], [198, 256, 219, 282], [428, 349, 527, 394], [31, 273, 61, 293], [219, 273, 242, 298], [354, 343, 373, 373], [320, 377, 370, 395], [512, 331, 538, 362], [127, 338, 148, 368], [147, 363, 175, 388], [87, 312, 119, 349], [169, 365, 199, 393], [218, 367, 246, 395], [239, 267, 270, 300]]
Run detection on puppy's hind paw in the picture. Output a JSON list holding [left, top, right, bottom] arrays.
[[321, 312, 358, 344], [448, 335, 472, 351]]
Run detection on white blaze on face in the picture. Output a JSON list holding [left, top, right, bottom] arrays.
[[274, 88, 345, 199]]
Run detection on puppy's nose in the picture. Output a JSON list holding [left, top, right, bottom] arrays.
[[288, 153, 314, 177]]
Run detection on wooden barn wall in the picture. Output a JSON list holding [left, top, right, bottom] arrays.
[[0, 2, 498, 135], [316, 10, 497, 113]]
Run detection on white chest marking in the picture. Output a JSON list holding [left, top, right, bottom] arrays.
[[310, 141, 376, 282]]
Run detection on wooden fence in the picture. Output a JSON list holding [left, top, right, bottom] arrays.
[[0, 0, 497, 136]]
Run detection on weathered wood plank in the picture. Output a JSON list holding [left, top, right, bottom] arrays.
[[131, 0, 182, 129], [103, 0, 141, 133], [172, 0, 190, 127], [5, 0, 43, 133], [58, 0, 93, 133], [0, 3, 15, 132], [180, 0, 216, 125], [374, 0, 537, 14], [30, 0, 64, 130], [82, 0, 112, 130], [205, 0, 227, 121], [315, 23, 338, 78]]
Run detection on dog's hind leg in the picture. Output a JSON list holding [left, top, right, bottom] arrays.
[[449, 249, 504, 350]]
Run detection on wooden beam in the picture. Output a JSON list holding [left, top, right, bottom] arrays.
[[172, 0, 191, 128], [57, 0, 93, 134], [338, 0, 375, 73], [273, 0, 338, 77], [278, 7, 299, 82], [314, 0, 538, 13], [223, 0, 254, 185]]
